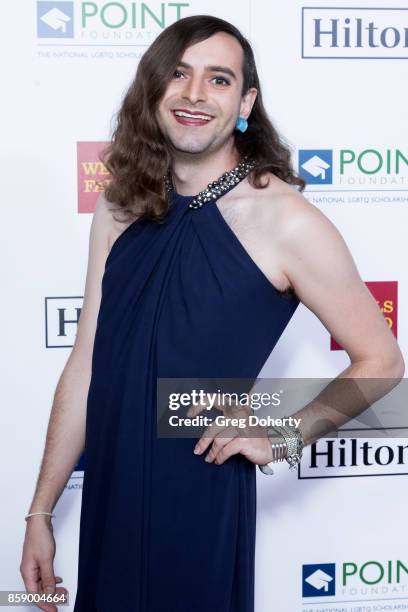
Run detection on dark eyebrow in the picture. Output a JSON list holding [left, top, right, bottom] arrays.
[[177, 60, 237, 81]]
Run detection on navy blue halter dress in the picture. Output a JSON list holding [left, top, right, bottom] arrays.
[[73, 168, 300, 612]]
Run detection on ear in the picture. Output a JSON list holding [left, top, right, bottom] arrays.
[[239, 88, 258, 120]]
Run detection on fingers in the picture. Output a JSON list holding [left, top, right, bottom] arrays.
[[34, 571, 57, 612], [20, 562, 66, 612], [39, 568, 69, 610], [207, 436, 243, 465], [194, 401, 254, 455], [191, 397, 257, 466], [193, 406, 257, 466], [39, 586, 68, 612], [20, 559, 40, 596], [194, 419, 234, 455], [196, 423, 241, 465], [186, 394, 212, 417], [192, 397, 244, 452], [186, 403, 205, 418], [204, 431, 234, 463], [32, 582, 68, 612], [39, 560, 56, 594]]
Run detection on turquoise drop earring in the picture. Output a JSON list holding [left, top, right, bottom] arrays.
[[235, 116, 248, 133]]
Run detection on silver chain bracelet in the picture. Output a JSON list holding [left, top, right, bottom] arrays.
[[258, 416, 304, 475]]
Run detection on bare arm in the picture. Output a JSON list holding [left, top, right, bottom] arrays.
[[182, 190, 405, 470], [278, 195, 405, 445], [20, 192, 116, 609]]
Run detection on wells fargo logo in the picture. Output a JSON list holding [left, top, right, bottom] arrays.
[[330, 281, 398, 350], [77, 141, 111, 213]]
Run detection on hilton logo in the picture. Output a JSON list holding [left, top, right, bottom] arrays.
[[299, 437, 408, 478], [302, 7, 408, 59], [45, 296, 82, 348]]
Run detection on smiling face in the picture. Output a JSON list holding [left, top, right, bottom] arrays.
[[155, 31, 257, 156]]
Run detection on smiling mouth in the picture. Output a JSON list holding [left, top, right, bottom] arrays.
[[171, 109, 214, 126]]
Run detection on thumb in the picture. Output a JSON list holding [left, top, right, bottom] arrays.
[[40, 562, 56, 594]]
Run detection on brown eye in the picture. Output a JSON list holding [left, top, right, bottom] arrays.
[[213, 76, 230, 86]]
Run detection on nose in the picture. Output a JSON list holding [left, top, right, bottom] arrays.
[[181, 74, 206, 105]]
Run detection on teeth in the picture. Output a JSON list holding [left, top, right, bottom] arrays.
[[174, 110, 212, 121]]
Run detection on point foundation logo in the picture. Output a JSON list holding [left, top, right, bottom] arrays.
[[36, 1, 190, 47], [299, 148, 408, 189], [302, 559, 408, 600], [37, 2, 74, 37]]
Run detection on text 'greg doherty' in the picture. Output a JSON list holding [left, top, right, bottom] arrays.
[[169, 414, 303, 430]]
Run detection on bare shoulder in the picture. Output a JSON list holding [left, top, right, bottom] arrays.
[[256, 175, 404, 376], [253, 171, 340, 245], [249, 172, 355, 295], [94, 192, 135, 254], [257, 173, 362, 302]]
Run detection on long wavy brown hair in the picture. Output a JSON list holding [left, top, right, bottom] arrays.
[[99, 14, 306, 224]]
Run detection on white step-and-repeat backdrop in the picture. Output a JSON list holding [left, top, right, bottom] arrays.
[[2, 1, 407, 610]]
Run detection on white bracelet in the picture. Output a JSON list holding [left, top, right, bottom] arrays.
[[25, 512, 56, 521]]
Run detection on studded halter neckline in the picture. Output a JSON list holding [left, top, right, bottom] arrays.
[[163, 156, 256, 210]]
